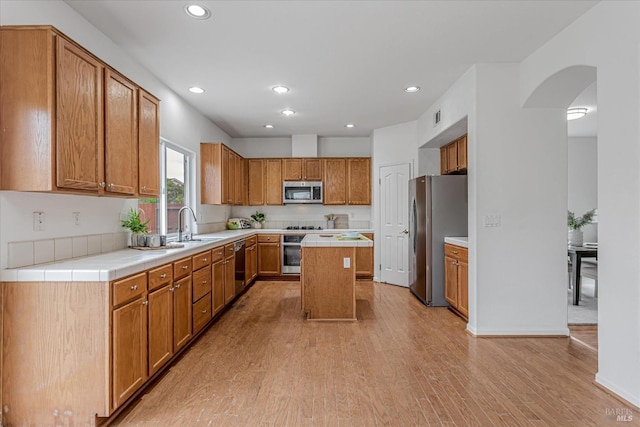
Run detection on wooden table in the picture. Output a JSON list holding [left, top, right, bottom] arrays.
[[568, 245, 597, 305]]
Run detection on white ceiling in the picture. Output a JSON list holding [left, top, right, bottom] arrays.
[[65, 0, 597, 138]]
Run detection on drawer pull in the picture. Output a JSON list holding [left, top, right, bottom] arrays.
[[202, 258, 207, 262], [182, 265, 188, 270], [452, 250, 458, 254], [202, 309, 208, 314], [202, 280, 207, 284], [130, 285, 138, 291], [160, 273, 167, 279]]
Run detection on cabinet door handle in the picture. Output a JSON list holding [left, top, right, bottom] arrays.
[[142, 301, 148, 306], [141, 185, 147, 191], [175, 284, 181, 289], [130, 285, 138, 291], [160, 273, 167, 279], [99, 181, 106, 188], [170, 287, 175, 292], [108, 183, 115, 189]]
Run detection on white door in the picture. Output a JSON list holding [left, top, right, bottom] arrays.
[[379, 163, 411, 286]]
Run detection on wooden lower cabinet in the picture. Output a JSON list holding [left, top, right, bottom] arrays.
[[224, 249, 236, 304], [193, 293, 212, 334], [212, 257, 226, 313], [355, 233, 374, 278], [246, 242, 258, 283], [147, 283, 174, 376], [444, 243, 468, 320], [173, 275, 192, 351], [257, 234, 281, 276], [112, 294, 148, 408]]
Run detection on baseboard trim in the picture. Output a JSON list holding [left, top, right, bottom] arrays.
[[595, 374, 640, 410], [465, 326, 570, 338]]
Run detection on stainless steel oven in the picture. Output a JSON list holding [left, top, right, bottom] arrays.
[[282, 234, 304, 274], [283, 181, 322, 204]]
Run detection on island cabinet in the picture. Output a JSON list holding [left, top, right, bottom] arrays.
[[0, 26, 159, 197], [355, 233, 374, 278], [323, 158, 371, 205], [283, 158, 323, 181], [192, 250, 212, 334], [257, 234, 281, 276], [444, 243, 469, 320]]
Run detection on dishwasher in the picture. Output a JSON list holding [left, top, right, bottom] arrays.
[[234, 239, 246, 294]]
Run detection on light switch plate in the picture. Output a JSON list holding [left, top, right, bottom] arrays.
[[343, 257, 350, 268]]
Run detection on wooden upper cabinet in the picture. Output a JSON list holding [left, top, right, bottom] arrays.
[[104, 69, 137, 195], [347, 158, 371, 205], [457, 135, 467, 171], [56, 36, 104, 193], [264, 159, 282, 205], [283, 158, 303, 181], [201, 143, 246, 205], [235, 156, 246, 205], [283, 158, 323, 181], [221, 145, 231, 204], [227, 150, 237, 205], [0, 26, 160, 197], [248, 159, 265, 205], [323, 158, 347, 205], [303, 158, 323, 180], [440, 134, 467, 175], [138, 90, 160, 197]]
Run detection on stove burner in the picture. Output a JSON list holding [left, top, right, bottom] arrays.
[[285, 225, 322, 230]]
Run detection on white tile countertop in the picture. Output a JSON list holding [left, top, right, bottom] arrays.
[[301, 233, 373, 247], [1, 228, 373, 282], [444, 236, 468, 248]]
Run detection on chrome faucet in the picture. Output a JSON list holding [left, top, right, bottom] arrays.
[[178, 206, 197, 242]]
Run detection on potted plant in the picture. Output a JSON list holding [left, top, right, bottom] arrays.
[[121, 207, 150, 246], [250, 211, 266, 229], [567, 209, 595, 247]]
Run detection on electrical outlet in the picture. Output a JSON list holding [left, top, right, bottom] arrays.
[[33, 211, 45, 232], [72, 212, 80, 227], [343, 257, 351, 268], [483, 214, 502, 227]]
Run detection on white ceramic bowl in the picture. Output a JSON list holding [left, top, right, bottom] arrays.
[[343, 231, 359, 238]]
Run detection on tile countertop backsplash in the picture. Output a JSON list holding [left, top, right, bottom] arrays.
[[1, 228, 374, 283]]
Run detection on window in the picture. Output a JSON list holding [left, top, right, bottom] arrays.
[[139, 138, 195, 237]]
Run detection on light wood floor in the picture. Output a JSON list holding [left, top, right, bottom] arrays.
[[569, 325, 598, 352], [112, 281, 636, 426]]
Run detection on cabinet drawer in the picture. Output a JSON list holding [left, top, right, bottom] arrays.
[[148, 264, 172, 292], [192, 250, 212, 271], [211, 246, 225, 263], [192, 265, 212, 303], [258, 234, 279, 243], [246, 235, 257, 247], [193, 294, 212, 334], [173, 257, 192, 280], [444, 244, 468, 262], [113, 272, 147, 307], [225, 243, 235, 257]]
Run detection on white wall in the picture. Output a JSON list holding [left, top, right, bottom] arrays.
[[372, 121, 419, 281], [519, 1, 640, 407], [230, 136, 371, 158], [0, 0, 233, 265], [568, 137, 598, 243]]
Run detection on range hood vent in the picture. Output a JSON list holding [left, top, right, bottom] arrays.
[[292, 134, 318, 157]]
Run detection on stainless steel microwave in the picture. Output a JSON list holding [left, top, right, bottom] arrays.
[[283, 181, 323, 204]]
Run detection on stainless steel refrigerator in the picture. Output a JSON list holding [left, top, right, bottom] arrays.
[[409, 175, 468, 306]]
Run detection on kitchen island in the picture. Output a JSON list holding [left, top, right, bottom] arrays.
[[301, 233, 373, 320]]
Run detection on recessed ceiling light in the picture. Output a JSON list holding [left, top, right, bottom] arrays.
[[345, 123, 355, 128], [281, 109, 295, 116], [272, 86, 290, 94], [404, 86, 421, 93], [264, 124, 274, 129], [185, 4, 211, 19], [567, 107, 588, 120], [189, 86, 205, 94]]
